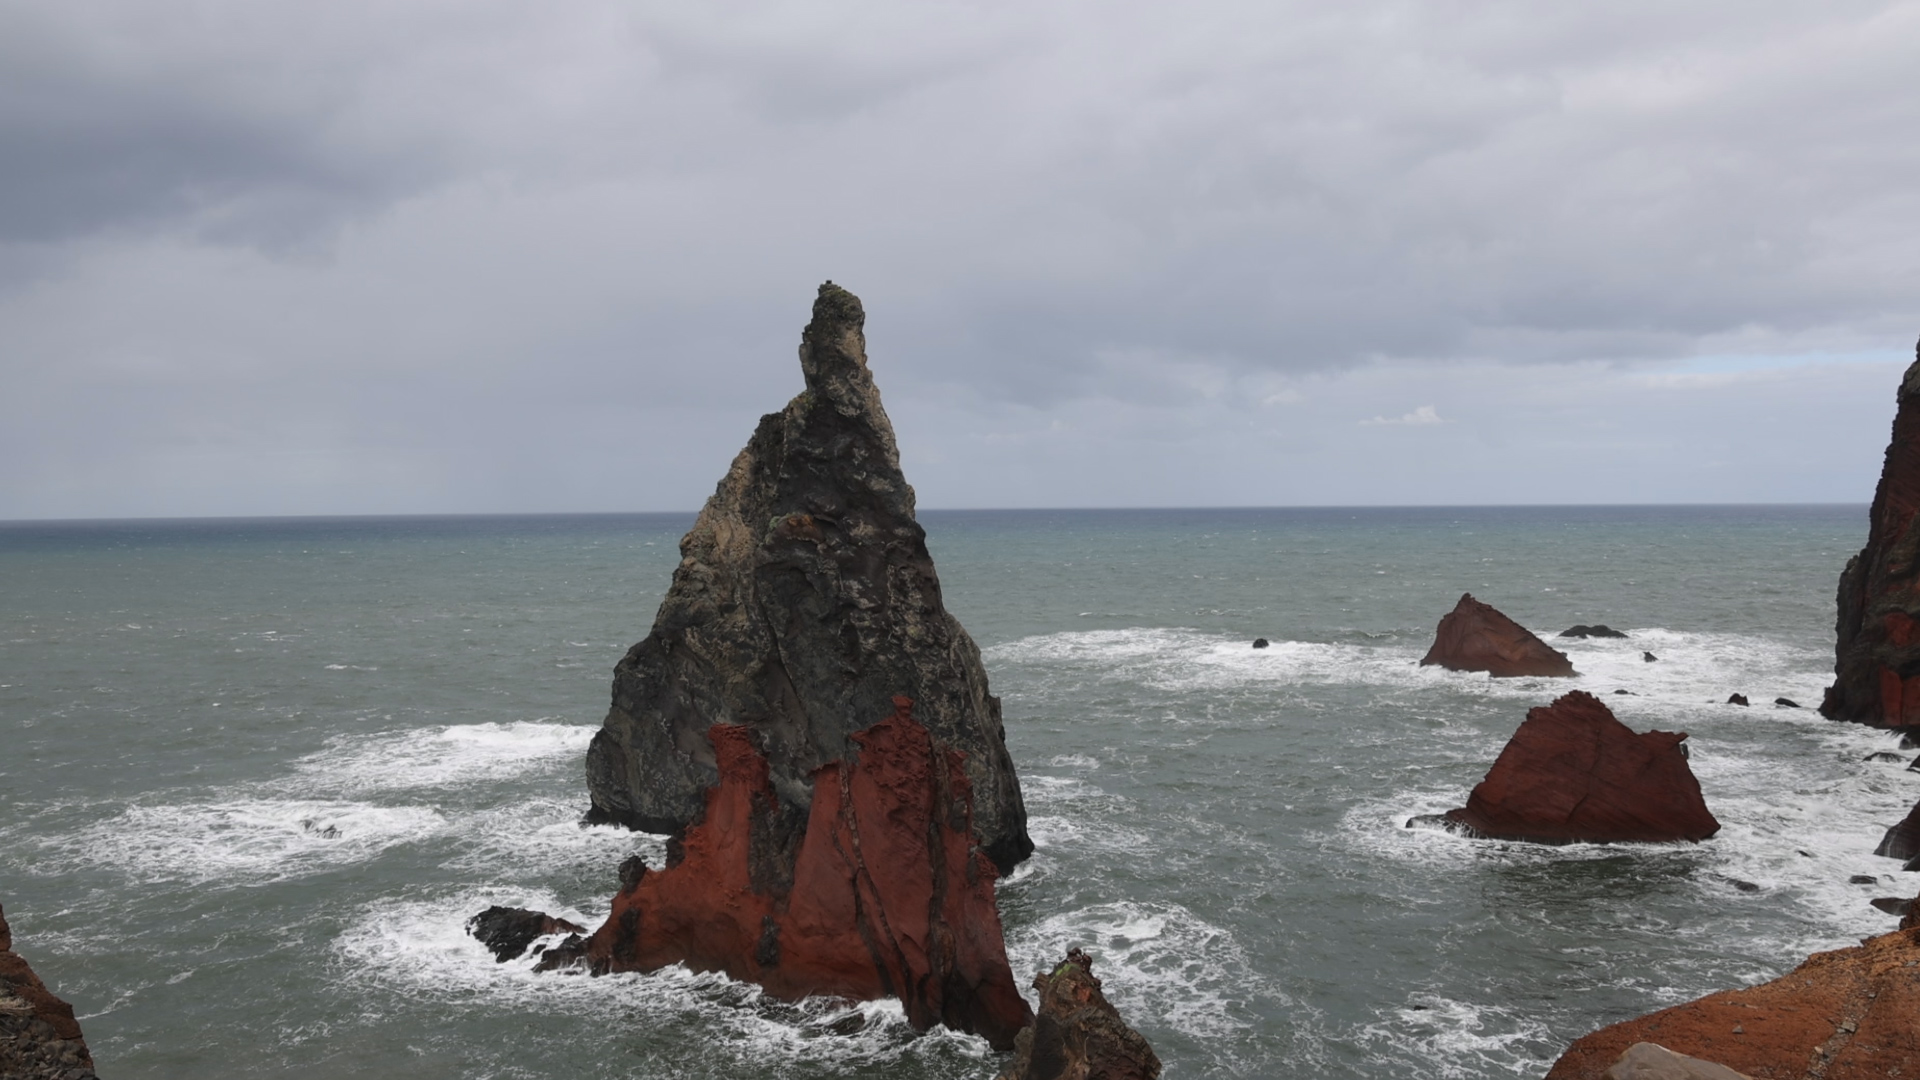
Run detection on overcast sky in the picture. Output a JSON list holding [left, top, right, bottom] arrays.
[[3, 1, 1918, 518]]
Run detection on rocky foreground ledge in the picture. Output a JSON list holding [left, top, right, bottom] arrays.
[[0, 903, 98, 1080], [1548, 919, 1920, 1080]]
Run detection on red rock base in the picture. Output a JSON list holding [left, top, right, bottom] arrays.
[[562, 698, 1032, 1050]]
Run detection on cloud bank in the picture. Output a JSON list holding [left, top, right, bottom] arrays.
[[2, 0, 1917, 516]]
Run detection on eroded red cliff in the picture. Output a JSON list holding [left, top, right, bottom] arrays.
[[1824, 342, 1920, 728], [1420, 593, 1576, 678], [0, 902, 99, 1080], [551, 697, 1031, 1050], [1441, 691, 1719, 843]]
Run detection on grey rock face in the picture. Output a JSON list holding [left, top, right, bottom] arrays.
[[584, 282, 1033, 874]]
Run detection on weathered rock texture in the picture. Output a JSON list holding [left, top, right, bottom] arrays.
[[1546, 926, 1920, 1080], [1420, 594, 1576, 678], [553, 699, 1031, 1048], [466, 905, 585, 962], [1872, 797, 1920, 865], [584, 282, 1031, 875], [998, 949, 1161, 1080], [0, 902, 99, 1080], [1824, 342, 1920, 727], [1441, 691, 1719, 844], [1601, 1042, 1751, 1080]]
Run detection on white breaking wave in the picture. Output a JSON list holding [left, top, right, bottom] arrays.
[[50, 799, 449, 886], [292, 720, 596, 794]]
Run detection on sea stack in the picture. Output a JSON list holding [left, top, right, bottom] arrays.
[[998, 949, 1162, 1080], [1429, 691, 1719, 844], [566, 283, 1032, 1046], [1420, 593, 1576, 678], [1823, 340, 1920, 728], [0, 903, 100, 1080]]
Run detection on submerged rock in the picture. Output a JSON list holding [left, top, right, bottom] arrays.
[[466, 906, 586, 963], [1824, 341, 1920, 728], [1252, 638, 1269, 649], [562, 285, 1033, 1046], [1440, 691, 1719, 844], [1644, 651, 1659, 663], [1546, 925, 1920, 1079], [997, 949, 1161, 1080], [554, 700, 1031, 1048], [1561, 624, 1629, 639], [1726, 694, 1749, 707], [1775, 697, 1801, 708], [1863, 751, 1906, 763], [1873, 799, 1920, 861], [0, 903, 99, 1080], [1420, 594, 1576, 678], [583, 282, 1031, 875]]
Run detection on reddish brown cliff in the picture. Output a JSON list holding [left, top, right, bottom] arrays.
[[1824, 342, 1920, 727], [550, 698, 1031, 1050], [1420, 594, 1576, 678], [0, 903, 99, 1080], [1441, 691, 1719, 843], [1546, 925, 1920, 1080]]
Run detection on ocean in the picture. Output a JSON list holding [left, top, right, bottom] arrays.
[[1, 505, 1909, 1079]]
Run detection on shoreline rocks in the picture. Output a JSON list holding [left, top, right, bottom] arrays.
[[1823, 341, 1920, 728], [1546, 925, 1920, 1079], [1426, 691, 1719, 844], [0, 903, 99, 1080], [997, 948, 1161, 1080], [466, 906, 586, 963], [1420, 594, 1576, 678]]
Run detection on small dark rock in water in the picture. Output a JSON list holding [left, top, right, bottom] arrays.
[[1907, 757, 1920, 773], [1722, 877, 1761, 893], [1560, 624, 1629, 639], [1405, 813, 1486, 838], [1872, 897, 1913, 916], [1643, 651, 1658, 662], [466, 906, 587, 963], [997, 949, 1161, 1080], [1613, 689, 1635, 695], [1864, 751, 1907, 763], [1798, 849, 1815, 858], [1775, 698, 1801, 708], [1902, 729, 1920, 749], [1727, 694, 1750, 706], [1852, 874, 1881, 885], [1252, 638, 1269, 649], [1876, 801, 1920, 861]]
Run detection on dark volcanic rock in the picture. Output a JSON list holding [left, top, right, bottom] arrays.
[[466, 905, 586, 962], [1864, 751, 1907, 763], [1873, 799, 1920, 861], [1251, 638, 1269, 649], [998, 949, 1161, 1080], [1420, 594, 1576, 678], [1726, 694, 1750, 706], [559, 699, 1032, 1049], [1644, 651, 1659, 662], [1852, 875, 1882, 885], [1775, 698, 1801, 708], [1546, 926, 1920, 1080], [1561, 624, 1629, 639], [0, 903, 99, 1080], [1441, 691, 1719, 844], [583, 282, 1030, 874], [1824, 342, 1920, 728]]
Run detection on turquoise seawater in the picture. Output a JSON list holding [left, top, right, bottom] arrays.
[[2, 506, 1912, 1079]]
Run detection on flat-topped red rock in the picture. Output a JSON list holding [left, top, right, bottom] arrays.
[[1420, 593, 1576, 678], [1432, 691, 1719, 844]]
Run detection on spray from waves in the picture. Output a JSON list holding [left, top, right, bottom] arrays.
[[1008, 899, 1269, 1039], [443, 797, 661, 878], [1355, 994, 1558, 1080], [291, 720, 597, 794], [43, 800, 449, 886], [330, 891, 995, 1072]]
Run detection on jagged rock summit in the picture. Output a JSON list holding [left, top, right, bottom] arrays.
[[1824, 340, 1920, 728], [585, 281, 1031, 874], [562, 283, 1033, 1047], [1420, 593, 1576, 678], [1425, 691, 1719, 844]]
